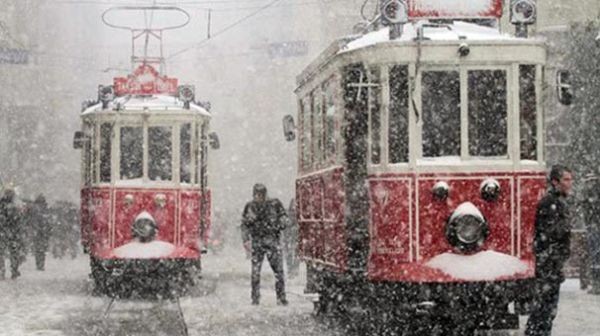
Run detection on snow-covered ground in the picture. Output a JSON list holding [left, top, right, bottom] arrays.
[[1, 248, 599, 336]]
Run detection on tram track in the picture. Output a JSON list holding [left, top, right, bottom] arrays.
[[93, 297, 189, 336]]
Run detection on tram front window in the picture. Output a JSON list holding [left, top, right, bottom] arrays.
[[180, 123, 192, 184], [468, 70, 508, 157], [99, 123, 112, 182], [120, 126, 143, 180], [422, 71, 461, 157], [148, 126, 173, 181]]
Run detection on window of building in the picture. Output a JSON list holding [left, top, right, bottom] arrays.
[[422, 70, 461, 157], [148, 126, 173, 181], [389, 65, 409, 163], [468, 70, 508, 157], [519, 65, 537, 160], [323, 79, 337, 164], [180, 123, 192, 184], [120, 126, 143, 180]]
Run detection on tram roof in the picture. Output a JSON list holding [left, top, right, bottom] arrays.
[[296, 21, 545, 89], [81, 94, 211, 117]]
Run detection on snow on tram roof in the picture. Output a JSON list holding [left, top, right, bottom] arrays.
[[82, 94, 211, 116], [341, 21, 523, 53]]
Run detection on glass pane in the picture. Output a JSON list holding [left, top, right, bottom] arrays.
[[99, 123, 112, 183], [148, 126, 173, 181], [520, 65, 537, 160], [302, 97, 312, 170], [389, 65, 409, 163], [369, 67, 382, 165], [180, 123, 192, 184], [468, 70, 508, 157], [422, 71, 461, 157], [324, 80, 336, 164], [120, 126, 143, 180], [313, 92, 324, 167]]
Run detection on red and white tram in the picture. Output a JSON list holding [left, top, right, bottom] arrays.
[[285, 0, 546, 333], [73, 7, 218, 298]]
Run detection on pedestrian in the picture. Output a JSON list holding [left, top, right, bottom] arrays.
[[525, 164, 574, 336], [30, 195, 52, 270], [241, 183, 289, 306], [282, 198, 300, 278], [582, 172, 600, 294], [0, 188, 24, 279]]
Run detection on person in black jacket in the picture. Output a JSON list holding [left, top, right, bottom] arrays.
[[0, 188, 23, 279], [241, 183, 289, 305], [525, 165, 574, 336], [30, 195, 52, 271]]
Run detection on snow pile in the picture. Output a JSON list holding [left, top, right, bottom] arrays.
[[113, 240, 175, 258], [449, 202, 483, 221], [425, 250, 528, 281], [343, 21, 516, 52]]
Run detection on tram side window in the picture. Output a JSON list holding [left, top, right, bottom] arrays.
[[99, 123, 112, 183], [468, 70, 508, 157], [520, 65, 537, 160], [148, 126, 173, 181], [422, 71, 461, 157], [389, 65, 409, 163], [313, 90, 324, 167], [323, 80, 336, 164], [120, 126, 143, 180], [369, 67, 382, 165], [180, 123, 192, 184], [301, 97, 312, 170]]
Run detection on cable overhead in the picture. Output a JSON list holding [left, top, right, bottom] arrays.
[[166, 0, 285, 60]]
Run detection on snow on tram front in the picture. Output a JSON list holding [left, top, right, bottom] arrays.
[[72, 6, 219, 298], [284, 0, 545, 334]]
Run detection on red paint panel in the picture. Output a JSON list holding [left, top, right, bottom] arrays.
[[408, 0, 503, 19], [417, 176, 513, 261], [518, 176, 546, 262], [89, 188, 111, 256], [180, 190, 201, 256], [113, 189, 177, 248], [113, 64, 178, 96]]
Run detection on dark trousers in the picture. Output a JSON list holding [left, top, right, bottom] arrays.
[[525, 280, 561, 336], [251, 242, 286, 303], [35, 251, 46, 270], [0, 240, 21, 278]]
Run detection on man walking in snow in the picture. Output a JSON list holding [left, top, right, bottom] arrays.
[[241, 183, 289, 305], [526, 165, 574, 336], [0, 188, 24, 279], [30, 195, 52, 271]]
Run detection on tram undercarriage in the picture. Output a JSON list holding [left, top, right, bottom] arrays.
[[310, 267, 529, 335], [90, 257, 200, 299]]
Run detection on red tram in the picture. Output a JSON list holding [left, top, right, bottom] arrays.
[[284, 0, 546, 333], [73, 7, 218, 298]]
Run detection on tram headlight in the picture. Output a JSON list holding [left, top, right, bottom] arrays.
[[178, 85, 195, 106], [446, 202, 489, 252], [480, 178, 501, 202], [380, 0, 408, 26], [432, 181, 450, 201], [510, 0, 536, 25], [132, 212, 158, 243]]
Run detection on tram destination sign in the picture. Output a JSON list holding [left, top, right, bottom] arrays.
[[0, 47, 29, 64], [409, 0, 503, 18]]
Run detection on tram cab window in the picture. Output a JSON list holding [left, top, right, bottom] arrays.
[[468, 70, 508, 157], [120, 126, 143, 180], [99, 123, 112, 183], [369, 67, 382, 165], [180, 123, 192, 184], [148, 126, 173, 182], [422, 71, 461, 157], [389, 65, 409, 163], [519, 65, 537, 160], [313, 90, 324, 167]]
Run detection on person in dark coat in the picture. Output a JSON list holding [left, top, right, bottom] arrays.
[[30, 195, 52, 270], [0, 188, 24, 279], [241, 183, 289, 305], [525, 165, 574, 336], [582, 172, 600, 294], [282, 198, 300, 278]]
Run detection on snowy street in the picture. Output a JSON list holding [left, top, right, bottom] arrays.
[[1, 247, 599, 336]]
